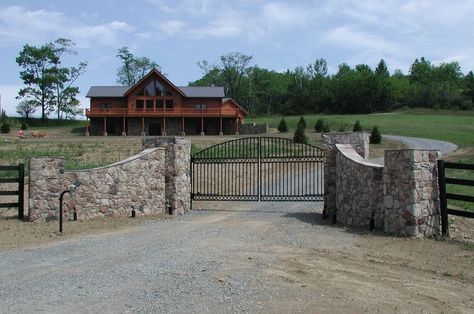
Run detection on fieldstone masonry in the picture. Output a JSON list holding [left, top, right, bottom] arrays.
[[383, 149, 441, 236], [29, 148, 166, 222], [324, 133, 441, 237], [28, 137, 192, 222], [335, 144, 384, 229], [142, 137, 191, 215], [323, 132, 369, 219]]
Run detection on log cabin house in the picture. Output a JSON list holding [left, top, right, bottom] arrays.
[[85, 69, 247, 136]]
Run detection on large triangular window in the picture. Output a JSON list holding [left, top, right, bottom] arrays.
[[136, 80, 173, 97]]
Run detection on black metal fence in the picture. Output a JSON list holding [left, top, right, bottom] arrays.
[[438, 160, 474, 237], [191, 137, 324, 202], [0, 164, 25, 219]]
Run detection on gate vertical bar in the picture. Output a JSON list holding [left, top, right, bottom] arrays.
[[18, 163, 24, 219], [258, 137, 261, 201], [438, 159, 448, 237]]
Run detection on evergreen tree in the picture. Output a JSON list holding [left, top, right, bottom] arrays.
[[293, 124, 308, 144], [297, 116, 307, 129], [353, 120, 362, 132], [277, 118, 288, 133], [314, 118, 324, 132], [370, 126, 382, 144]]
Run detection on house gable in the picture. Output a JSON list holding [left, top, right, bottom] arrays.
[[124, 69, 186, 98]]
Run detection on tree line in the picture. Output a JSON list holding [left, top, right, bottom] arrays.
[[190, 53, 474, 115], [15, 41, 474, 122]]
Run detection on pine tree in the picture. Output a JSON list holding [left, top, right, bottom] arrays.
[[277, 118, 288, 133], [353, 120, 362, 132], [297, 116, 307, 129], [314, 118, 324, 132], [370, 126, 382, 144], [293, 125, 308, 144]]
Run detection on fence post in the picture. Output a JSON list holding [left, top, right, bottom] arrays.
[[437, 160, 448, 237], [18, 163, 25, 220]]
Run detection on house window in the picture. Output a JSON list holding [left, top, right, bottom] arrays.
[[166, 99, 174, 110], [136, 99, 144, 109], [195, 104, 207, 110], [100, 103, 111, 109], [156, 99, 164, 109], [146, 100, 153, 110], [155, 81, 164, 96], [145, 81, 155, 96]]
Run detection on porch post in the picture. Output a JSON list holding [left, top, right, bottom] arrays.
[[219, 106, 223, 136], [235, 117, 239, 135], [103, 116, 107, 136], [85, 118, 90, 136], [163, 116, 167, 136], [122, 116, 126, 136], [141, 116, 145, 136], [200, 116, 204, 136], [181, 117, 185, 135]]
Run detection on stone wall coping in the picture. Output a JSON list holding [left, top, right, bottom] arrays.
[[66, 147, 165, 173], [335, 144, 383, 168]]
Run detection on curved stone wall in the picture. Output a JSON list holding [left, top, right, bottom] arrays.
[[29, 148, 166, 222], [335, 144, 384, 228]]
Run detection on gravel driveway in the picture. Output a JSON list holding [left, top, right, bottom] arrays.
[[383, 135, 458, 156], [1, 200, 472, 313], [0, 201, 343, 313], [370, 135, 458, 164]]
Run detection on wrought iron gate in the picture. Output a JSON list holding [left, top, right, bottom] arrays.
[[191, 137, 324, 202]]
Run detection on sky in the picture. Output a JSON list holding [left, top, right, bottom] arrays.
[[1, 0, 474, 116]]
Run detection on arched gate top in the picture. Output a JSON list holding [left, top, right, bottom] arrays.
[[192, 137, 324, 160]]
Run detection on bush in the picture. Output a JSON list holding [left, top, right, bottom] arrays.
[[314, 118, 324, 132], [21, 123, 28, 130], [370, 126, 382, 144], [297, 116, 307, 129], [353, 120, 362, 132], [293, 126, 308, 144], [277, 118, 288, 133], [323, 123, 330, 133], [1, 122, 10, 134]]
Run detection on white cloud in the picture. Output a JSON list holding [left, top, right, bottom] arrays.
[[262, 2, 308, 25], [158, 20, 186, 36], [325, 26, 403, 55], [0, 6, 65, 44], [69, 21, 133, 48], [0, 5, 133, 48]]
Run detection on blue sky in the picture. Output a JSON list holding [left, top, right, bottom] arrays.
[[1, 0, 474, 116]]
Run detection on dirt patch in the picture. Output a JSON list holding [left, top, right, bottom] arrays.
[[0, 213, 168, 251]]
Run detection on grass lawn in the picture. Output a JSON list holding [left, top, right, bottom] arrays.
[[249, 109, 474, 212], [247, 109, 474, 147]]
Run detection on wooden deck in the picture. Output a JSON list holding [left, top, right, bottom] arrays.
[[86, 108, 240, 118]]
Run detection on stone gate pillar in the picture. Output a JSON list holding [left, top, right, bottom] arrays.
[[322, 132, 369, 219], [28, 157, 65, 222], [383, 149, 441, 236], [143, 137, 191, 214]]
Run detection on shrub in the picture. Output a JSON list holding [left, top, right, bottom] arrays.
[[1, 122, 10, 134], [323, 123, 330, 133], [293, 126, 308, 144], [277, 118, 288, 133], [297, 116, 307, 129], [314, 118, 324, 132], [353, 120, 362, 132], [370, 126, 382, 144], [21, 123, 28, 130]]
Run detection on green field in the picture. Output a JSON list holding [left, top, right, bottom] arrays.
[[247, 109, 474, 147], [249, 109, 474, 212]]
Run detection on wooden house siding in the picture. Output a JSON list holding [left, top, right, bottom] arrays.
[[85, 69, 246, 136]]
